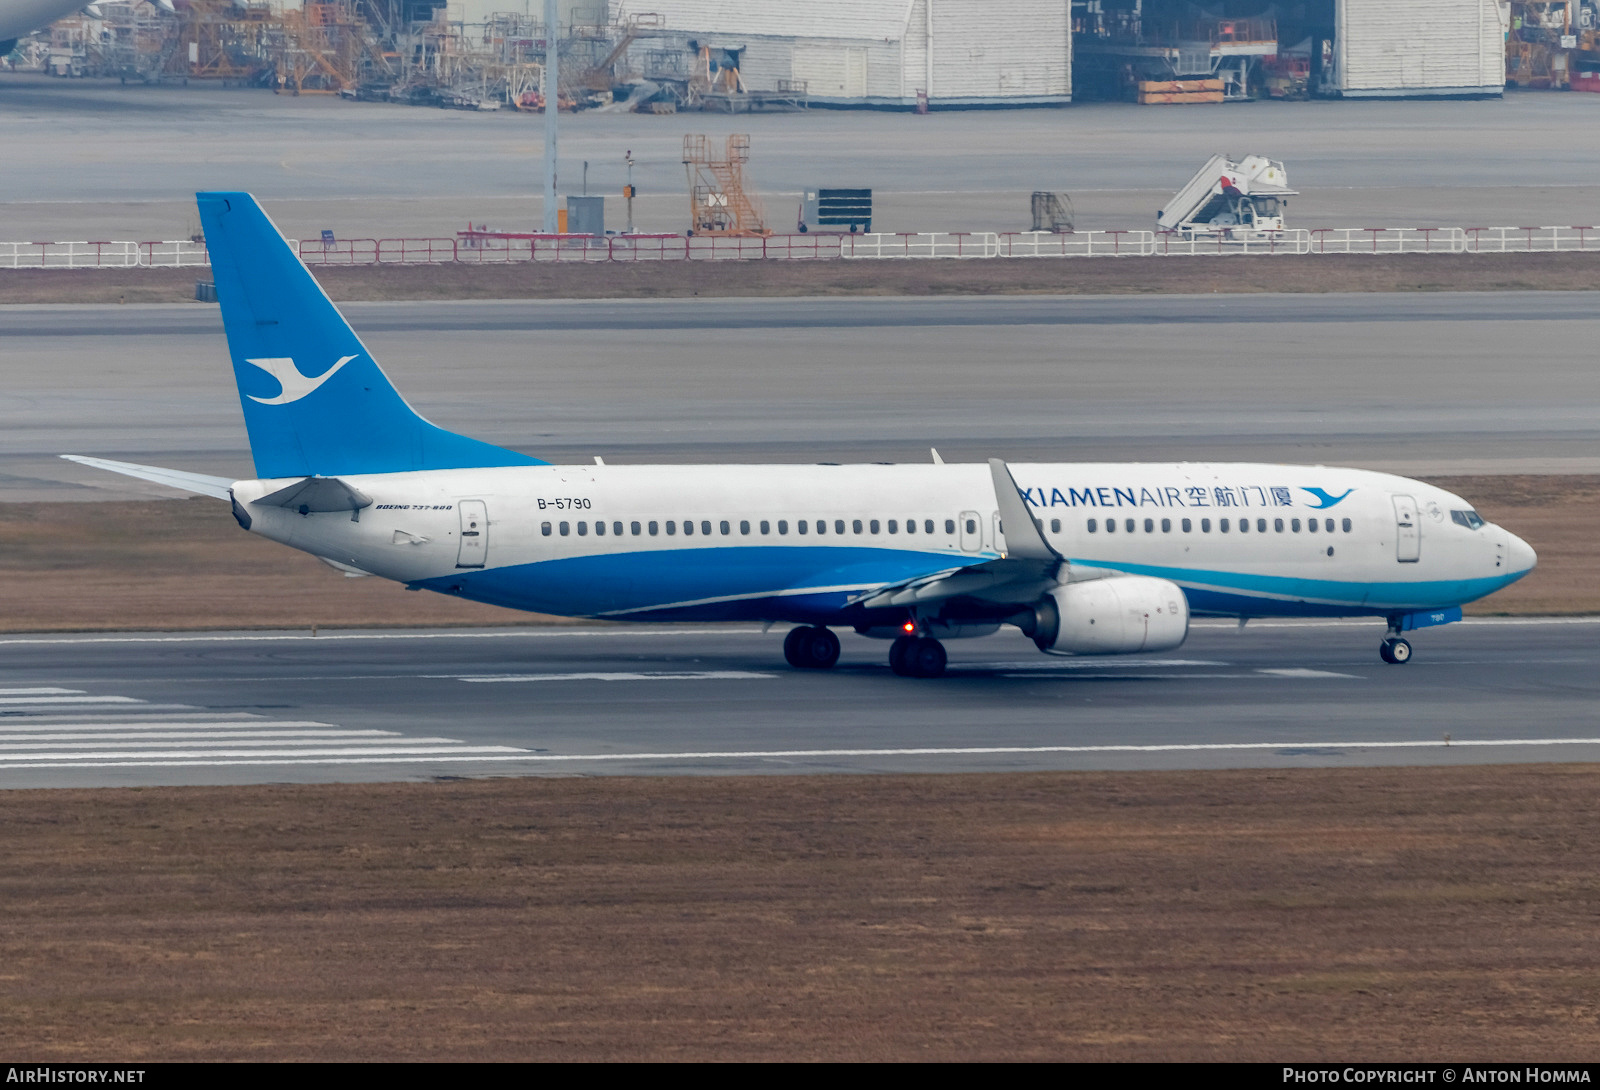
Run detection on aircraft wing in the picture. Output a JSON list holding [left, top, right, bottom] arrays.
[[61, 455, 234, 500], [852, 459, 1065, 610]]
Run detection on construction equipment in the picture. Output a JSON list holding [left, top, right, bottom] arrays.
[[1157, 154, 1295, 239], [1030, 192, 1075, 233], [682, 133, 769, 237], [798, 188, 872, 234]]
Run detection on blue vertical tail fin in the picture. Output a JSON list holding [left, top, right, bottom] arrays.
[[197, 191, 543, 479]]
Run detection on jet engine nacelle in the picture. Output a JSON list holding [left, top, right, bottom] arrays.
[[1030, 575, 1189, 655]]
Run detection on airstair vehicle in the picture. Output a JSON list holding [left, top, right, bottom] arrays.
[[1157, 154, 1296, 239]]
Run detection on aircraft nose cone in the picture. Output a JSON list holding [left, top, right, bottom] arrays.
[[1506, 531, 1537, 576]]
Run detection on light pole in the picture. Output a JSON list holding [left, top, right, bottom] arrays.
[[541, 0, 558, 233]]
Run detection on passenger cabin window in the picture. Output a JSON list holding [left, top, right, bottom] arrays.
[[1274, 518, 1284, 532], [541, 521, 552, 536], [1161, 518, 1170, 533], [1202, 518, 1212, 533], [904, 519, 915, 534], [648, 521, 658, 536], [595, 521, 605, 536], [1051, 518, 1061, 533], [799, 520, 809, 534], [723, 521, 733, 535], [560, 521, 570, 536], [1105, 518, 1114, 534], [738, 520, 747, 535], [1256, 518, 1266, 533], [1342, 518, 1352, 533], [1124, 519, 1135, 533], [1240, 518, 1250, 534], [703, 521, 713, 536], [1088, 518, 1098, 533], [964, 518, 976, 535], [1451, 510, 1485, 530], [888, 519, 898, 534], [1220, 518, 1229, 533], [1182, 518, 1192, 532], [682, 520, 693, 536], [835, 520, 846, 535], [1292, 518, 1301, 532], [869, 520, 880, 534], [1143, 518, 1154, 533], [1308, 518, 1318, 533], [631, 521, 641, 535], [945, 519, 956, 535], [577, 521, 588, 536], [777, 520, 788, 534], [853, 519, 864, 534], [666, 521, 676, 535]]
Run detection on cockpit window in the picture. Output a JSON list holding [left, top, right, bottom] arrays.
[[1451, 510, 1485, 530]]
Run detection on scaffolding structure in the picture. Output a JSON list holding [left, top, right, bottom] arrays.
[[682, 133, 769, 237], [22, 3, 795, 114]]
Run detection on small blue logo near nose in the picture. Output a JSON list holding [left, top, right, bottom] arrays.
[[1301, 487, 1354, 509]]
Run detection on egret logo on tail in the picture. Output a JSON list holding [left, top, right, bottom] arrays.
[[244, 355, 356, 405]]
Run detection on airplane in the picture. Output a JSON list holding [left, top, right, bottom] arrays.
[[67, 192, 1537, 677]]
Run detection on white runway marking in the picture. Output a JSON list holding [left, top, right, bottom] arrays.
[[1255, 668, 1360, 679], [953, 659, 1226, 671], [0, 695, 144, 706], [0, 685, 530, 770], [8, 738, 1600, 771], [446, 671, 775, 683]]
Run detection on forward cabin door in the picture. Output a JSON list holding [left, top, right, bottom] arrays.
[[457, 499, 488, 568], [1392, 494, 1420, 563]]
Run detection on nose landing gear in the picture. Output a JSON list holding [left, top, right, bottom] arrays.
[[1379, 617, 1414, 665], [783, 625, 840, 670], [1379, 636, 1412, 664], [889, 634, 947, 678]]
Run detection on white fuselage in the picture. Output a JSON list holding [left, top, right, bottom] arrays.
[[231, 461, 1534, 627]]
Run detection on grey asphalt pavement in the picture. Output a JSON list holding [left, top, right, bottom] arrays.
[[12, 292, 1600, 502], [1, 74, 1597, 239], [0, 618, 1594, 788]]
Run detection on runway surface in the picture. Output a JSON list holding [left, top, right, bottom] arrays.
[[0, 618, 1595, 789], [2, 75, 1597, 238], [14, 292, 1600, 502]]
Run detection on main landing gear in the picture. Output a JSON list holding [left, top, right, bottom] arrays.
[[783, 625, 840, 670], [889, 634, 947, 679]]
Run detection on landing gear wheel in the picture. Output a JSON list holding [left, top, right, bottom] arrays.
[[784, 625, 840, 670], [906, 637, 947, 679], [1380, 637, 1412, 665], [889, 635, 917, 676]]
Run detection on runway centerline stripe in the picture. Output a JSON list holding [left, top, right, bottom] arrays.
[[0, 720, 335, 733], [444, 671, 776, 683], [1256, 668, 1360, 679], [0, 687, 84, 695]]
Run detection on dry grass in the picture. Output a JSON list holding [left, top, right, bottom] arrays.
[[2, 766, 1597, 1060], [1, 251, 1597, 305], [0, 478, 1590, 633]]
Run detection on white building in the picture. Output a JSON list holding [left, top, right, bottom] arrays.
[[613, 0, 1072, 107], [1334, 0, 1506, 96]]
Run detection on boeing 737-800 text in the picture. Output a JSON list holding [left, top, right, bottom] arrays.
[[68, 193, 1536, 677]]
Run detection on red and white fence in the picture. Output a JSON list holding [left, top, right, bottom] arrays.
[[4, 225, 1598, 271]]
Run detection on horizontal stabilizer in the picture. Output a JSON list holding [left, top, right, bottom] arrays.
[[256, 476, 372, 516], [61, 455, 233, 500]]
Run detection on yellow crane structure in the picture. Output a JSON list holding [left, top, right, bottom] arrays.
[[682, 133, 769, 237]]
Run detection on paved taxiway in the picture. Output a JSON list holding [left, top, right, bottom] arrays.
[[15, 291, 1600, 502], [0, 619, 1595, 788], [2, 76, 1597, 238]]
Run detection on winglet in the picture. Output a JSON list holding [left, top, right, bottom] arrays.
[[988, 459, 1060, 562], [930, 448, 944, 465]]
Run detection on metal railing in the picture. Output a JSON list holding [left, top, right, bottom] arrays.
[[843, 232, 1000, 259], [0, 239, 211, 269], [6, 226, 1599, 270]]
